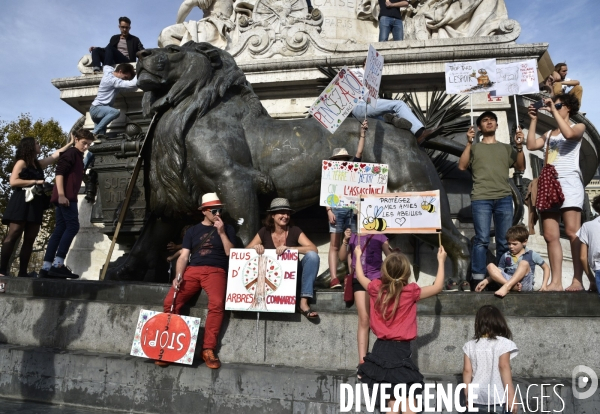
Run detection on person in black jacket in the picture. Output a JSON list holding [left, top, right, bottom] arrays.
[[89, 17, 144, 73]]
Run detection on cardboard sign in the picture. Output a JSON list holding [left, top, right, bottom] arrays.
[[445, 59, 497, 94], [309, 67, 364, 133], [320, 160, 389, 208], [225, 249, 298, 313], [358, 191, 441, 234], [492, 59, 540, 97], [363, 45, 384, 108], [130, 310, 201, 365]]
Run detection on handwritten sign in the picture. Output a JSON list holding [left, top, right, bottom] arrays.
[[309, 67, 364, 133], [131, 310, 201, 365], [445, 59, 497, 94], [358, 191, 441, 234], [363, 45, 384, 108], [225, 249, 298, 313], [492, 59, 539, 97], [320, 160, 389, 208]]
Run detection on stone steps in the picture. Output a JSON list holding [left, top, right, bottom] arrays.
[[0, 344, 588, 414]]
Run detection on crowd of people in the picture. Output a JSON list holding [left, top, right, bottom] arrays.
[[0, 18, 597, 408]]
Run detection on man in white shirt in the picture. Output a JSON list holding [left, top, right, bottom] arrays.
[[89, 63, 138, 138], [577, 195, 600, 296]]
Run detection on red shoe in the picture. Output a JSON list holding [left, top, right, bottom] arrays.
[[202, 349, 221, 369], [154, 360, 171, 367], [330, 277, 342, 289]]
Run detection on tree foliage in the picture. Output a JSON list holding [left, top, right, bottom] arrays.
[[0, 113, 68, 274]]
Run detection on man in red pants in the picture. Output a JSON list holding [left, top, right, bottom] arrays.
[[159, 193, 235, 369]]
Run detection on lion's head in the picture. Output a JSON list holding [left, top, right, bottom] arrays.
[[136, 42, 254, 217], [137, 41, 248, 118]]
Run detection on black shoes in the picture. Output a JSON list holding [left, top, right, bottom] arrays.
[[38, 269, 49, 278], [48, 265, 80, 279]]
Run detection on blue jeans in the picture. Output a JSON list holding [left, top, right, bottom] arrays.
[[329, 208, 357, 233], [298, 251, 320, 298], [471, 195, 513, 279], [379, 16, 404, 41], [351, 99, 423, 135], [90, 104, 121, 135], [44, 203, 80, 262]]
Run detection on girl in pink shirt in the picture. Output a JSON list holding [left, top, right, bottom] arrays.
[[354, 245, 447, 414]]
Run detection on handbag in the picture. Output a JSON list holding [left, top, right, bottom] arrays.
[[535, 131, 564, 211], [344, 235, 374, 304]]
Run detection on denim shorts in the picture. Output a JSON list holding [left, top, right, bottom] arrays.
[[329, 208, 357, 233]]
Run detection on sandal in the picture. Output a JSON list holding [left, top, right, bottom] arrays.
[[460, 281, 471, 292], [298, 307, 319, 319]]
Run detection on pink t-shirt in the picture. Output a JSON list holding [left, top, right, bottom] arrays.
[[367, 280, 421, 341]]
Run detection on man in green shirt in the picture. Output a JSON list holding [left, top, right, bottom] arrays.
[[458, 111, 525, 288]]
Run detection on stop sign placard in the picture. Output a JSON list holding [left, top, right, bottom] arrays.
[[131, 310, 201, 365]]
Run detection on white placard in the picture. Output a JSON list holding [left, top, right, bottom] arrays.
[[130, 309, 201, 365], [358, 191, 441, 234], [320, 160, 389, 208], [363, 45, 384, 108], [309, 67, 364, 133], [492, 59, 540, 97], [225, 249, 298, 313], [445, 59, 497, 94]]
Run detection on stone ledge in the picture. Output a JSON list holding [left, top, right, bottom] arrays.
[[0, 344, 591, 414], [2, 278, 600, 317]]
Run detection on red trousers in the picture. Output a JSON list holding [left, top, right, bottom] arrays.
[[163, 265, 226, 350]]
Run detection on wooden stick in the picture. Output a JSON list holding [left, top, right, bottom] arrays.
[[470, 94, 474, 126], [100, 113, 158, 280], [438, 232, 442, 247], [357, 197, 361, 247]]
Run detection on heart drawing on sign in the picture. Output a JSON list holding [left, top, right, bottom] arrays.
[[395, 217, 406, 227]]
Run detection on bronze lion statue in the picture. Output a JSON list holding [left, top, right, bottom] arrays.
[[105, 41, 470, 283]]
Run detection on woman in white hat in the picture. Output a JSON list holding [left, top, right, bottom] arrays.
[[246, 198, 321, 318]]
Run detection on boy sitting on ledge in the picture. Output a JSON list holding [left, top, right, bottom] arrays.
[[475, 225, 551, 297]]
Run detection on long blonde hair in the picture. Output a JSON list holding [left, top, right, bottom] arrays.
[[374, 252, 412, 321]]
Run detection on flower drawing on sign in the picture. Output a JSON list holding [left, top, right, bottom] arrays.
[[243, 255, 283, 311], [372, 166, 381, 174]]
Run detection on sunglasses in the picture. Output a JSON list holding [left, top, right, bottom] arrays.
[[208, 208, 223, 215], [554, 103, 564, 110], [119, 25, 130, 29]]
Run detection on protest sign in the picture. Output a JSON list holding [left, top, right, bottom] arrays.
[[225, 249, 298, 313], [363, 45, 384, 108], [309, 67, 364, 133], [445, 59, 497, 94], [492, 59, 539, 97], [358, 190, 441, 234], [131, 310, 201, 365], [320, 160, 389, 208]]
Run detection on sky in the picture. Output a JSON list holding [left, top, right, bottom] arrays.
[[0, 0, 598, 132]]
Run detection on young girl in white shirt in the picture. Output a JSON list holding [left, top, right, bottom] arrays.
[[463, 305, 518, 414]]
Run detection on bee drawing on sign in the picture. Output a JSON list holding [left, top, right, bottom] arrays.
[[421, 196, 437, 213], [363, 205, 387, 231]]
